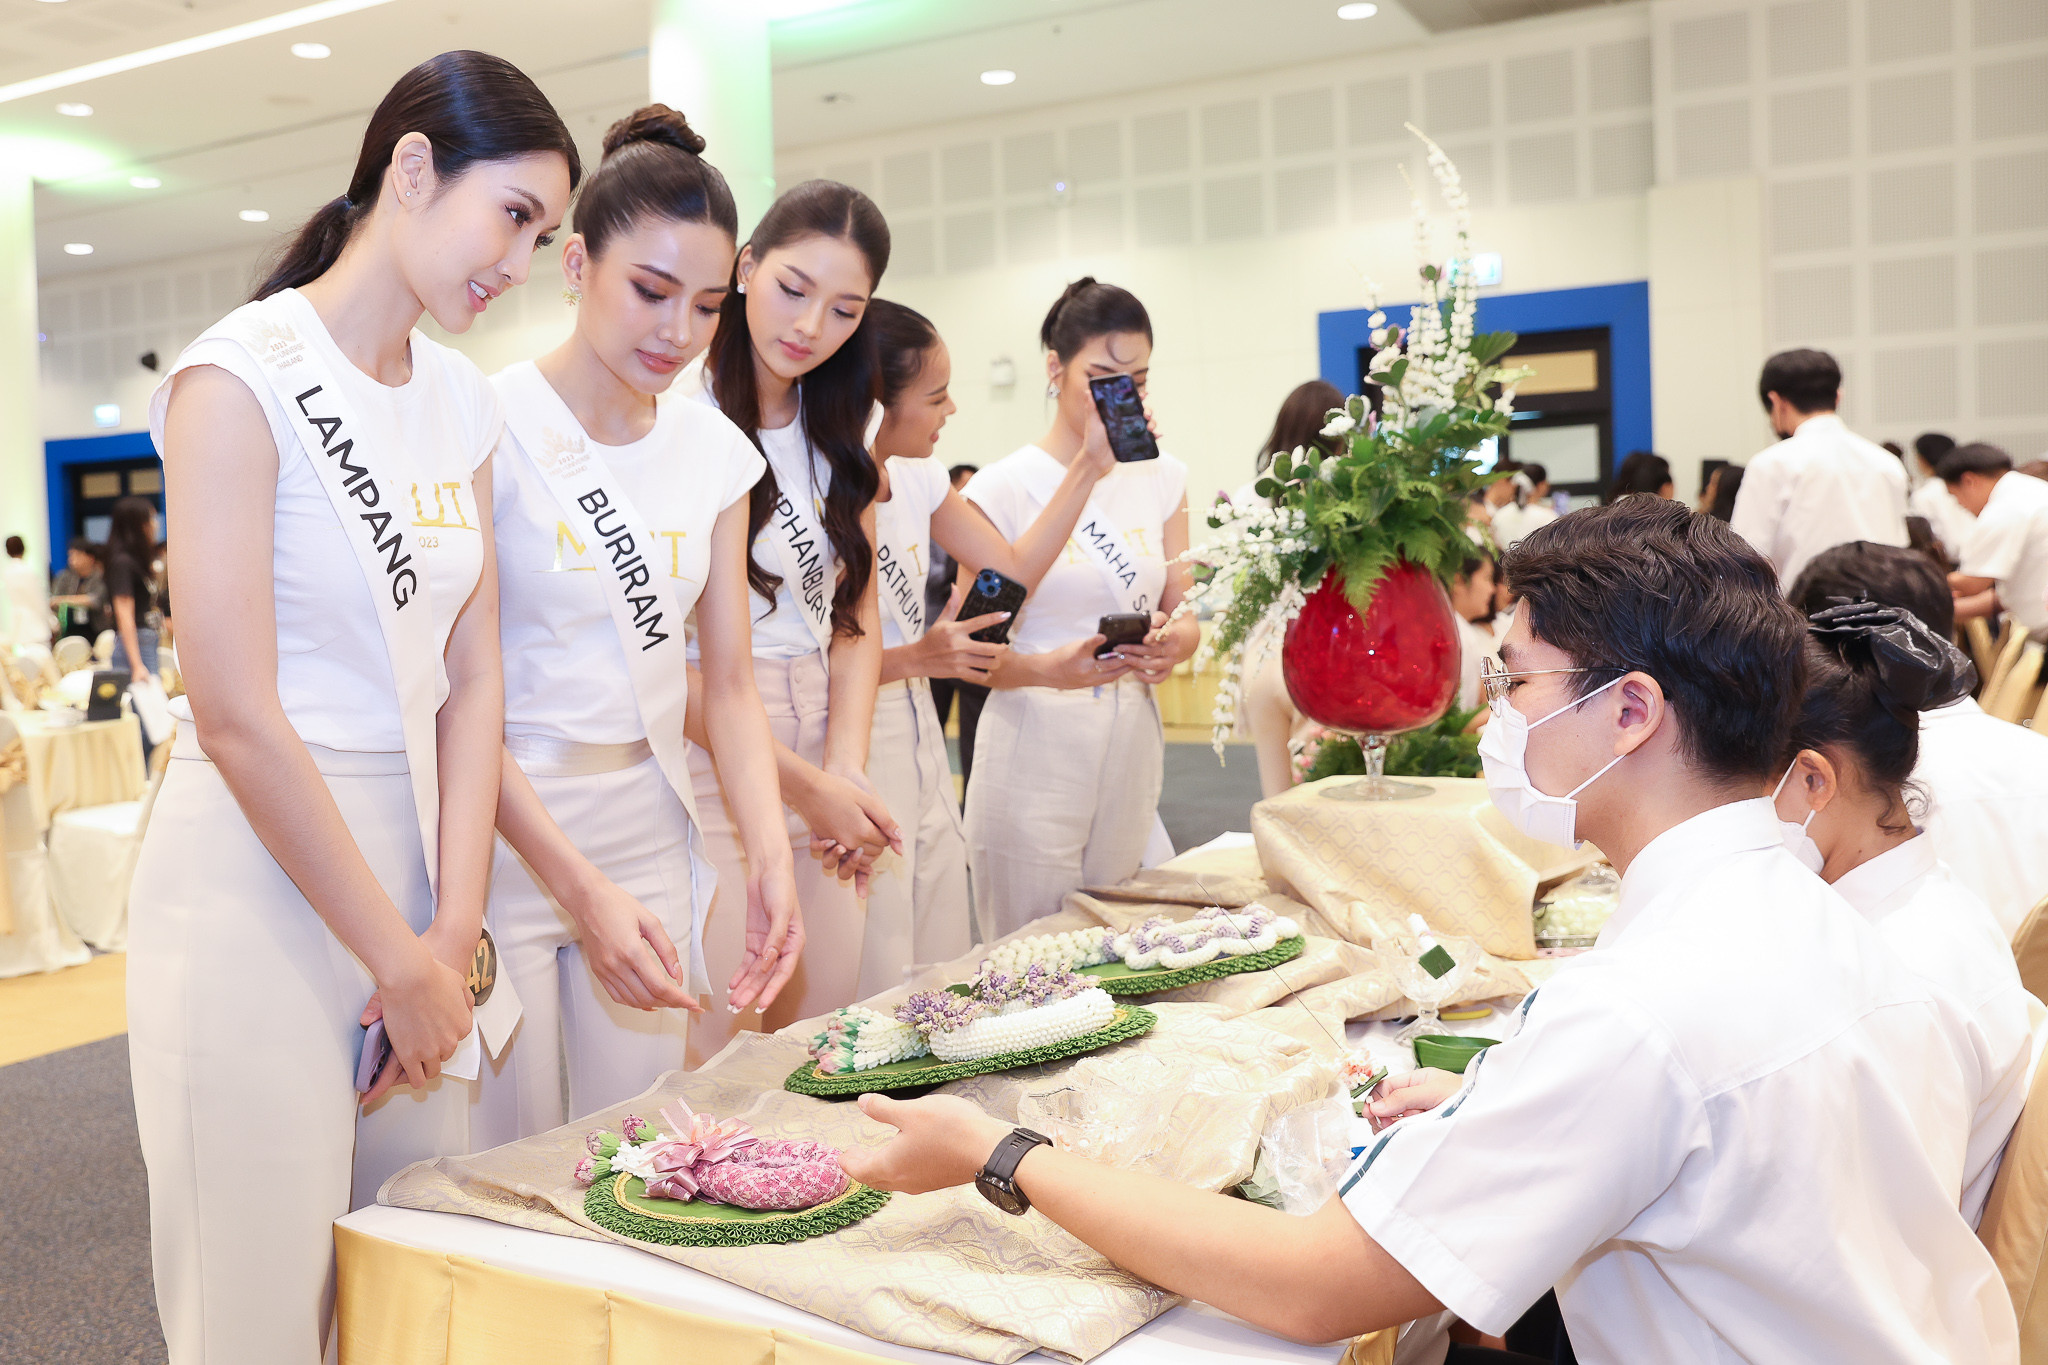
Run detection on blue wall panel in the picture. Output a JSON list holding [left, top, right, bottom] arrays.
[[43, 430, 162, 574]]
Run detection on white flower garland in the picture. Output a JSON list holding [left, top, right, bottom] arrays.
[[927, 988, 1118, 1063], [1112, 907, 1301, 971], [979, 928, 1116, 978]]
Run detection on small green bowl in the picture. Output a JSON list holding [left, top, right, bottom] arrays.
[[1411, 1034, 1500, 1074]]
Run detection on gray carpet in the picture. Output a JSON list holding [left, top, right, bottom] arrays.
[[0, 1035, 167, 1364], [1157, 742, 1264, 852]]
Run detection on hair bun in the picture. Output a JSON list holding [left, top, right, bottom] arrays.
[[603, 104, 706, 159], [1808, 598, 1976, 712]]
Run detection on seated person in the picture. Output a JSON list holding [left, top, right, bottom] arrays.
[[1940, 442, 2048, 639], [842, 498, 2017, 1363], [1773, 600, 2031, 1226], [1789, 540, 2048, 935]]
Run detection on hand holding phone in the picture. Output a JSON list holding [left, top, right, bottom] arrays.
[[1094, 611, 1152, 657], [1088, 374, 1160, 463], [957, 568, 1027, 645]]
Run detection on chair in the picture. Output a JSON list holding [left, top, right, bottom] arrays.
[[0, 712, 90, 979], [1978, 1032, 2048, 1357], [2014, 894, 2048, 1002], [92, 630, 114, 667], [1989, 642, 2047, 725], [51, 636, 90, 676], [47, 752, 166, 953], [1970, 618, 2001, 689], [1985, 626, 2034, 713]]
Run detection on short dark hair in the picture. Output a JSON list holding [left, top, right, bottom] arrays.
[[1913, 432, 1955, 465], [1040, 277, 1151, 364], [1503, 498, 1806, 784], [3, 535, 21, 558], [67, 536, 96, 558], [1517, 462, 1548, 486], [1787, 541, 1953, 636], [1936, 441, 2012, 485], [1707, 464, 1745, 522], [1758, 349, 1841, 414], [1608, 450, 1672, 502], [947, 463, 979, 483]]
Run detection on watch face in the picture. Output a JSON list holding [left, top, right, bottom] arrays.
[[976, 1172, 1028, 1216]]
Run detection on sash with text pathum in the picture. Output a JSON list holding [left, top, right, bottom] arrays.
[[873, 462, 929, 644]]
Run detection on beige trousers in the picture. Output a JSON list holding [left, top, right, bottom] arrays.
[[857, 678, 973, 998], [471, 752, 695, 1151], [686, 652, 865, 1067], [128, 726, 472, 1365], [963, 677, 1164, 940]]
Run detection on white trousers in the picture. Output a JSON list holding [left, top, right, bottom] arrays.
[[128, 726, 472, 1365], [858, 678, 973, 998], [471, 752, 698, 1151], [963, 677, 1164, 940], [686, 652, 865, 1066]]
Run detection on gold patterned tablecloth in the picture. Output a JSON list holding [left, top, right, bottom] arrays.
[[12, 711, 145, 831], [1251, 776, 1599, 960]]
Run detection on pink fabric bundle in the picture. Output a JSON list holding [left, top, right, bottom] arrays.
[[638, 1102, 848, 1210]]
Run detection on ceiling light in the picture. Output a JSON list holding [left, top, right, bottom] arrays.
[[0, 0, 397, 105], [129, 175, 161, 189], [63, 242, 93, 255], [980, 69, 1016, 86], [239, 209, 270, 222], [55, 101, 92, 116], [1337, 2, 1379, 16], [290, 41, 331, 58]]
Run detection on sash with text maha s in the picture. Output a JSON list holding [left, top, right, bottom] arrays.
[[214, 301, 445, 895], [1019, 457, 1156, 615], [497, 362, 716, 993]]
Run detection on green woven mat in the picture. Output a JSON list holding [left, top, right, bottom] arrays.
[[1076, 934, 1307, 995], [785, 1004, 1158, 1098], [583, 1170, 890, 1247]]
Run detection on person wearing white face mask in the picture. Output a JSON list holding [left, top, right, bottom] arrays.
[[812, 496, 2017, 1365], [1770, 599, 2029, 1228]]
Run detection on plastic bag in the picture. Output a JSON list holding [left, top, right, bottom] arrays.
[[1533, 861, 1620, 948], [1241, 1095, 1356, 1216]]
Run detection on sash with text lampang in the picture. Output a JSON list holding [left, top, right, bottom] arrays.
[[497, 361, 717, 992]]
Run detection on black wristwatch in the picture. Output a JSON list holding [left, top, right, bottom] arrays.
[[975, 1127, 1052, 1215]]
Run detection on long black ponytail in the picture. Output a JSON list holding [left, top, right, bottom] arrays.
[[706, 179, 890, 638], [253, 50, 581, 301]]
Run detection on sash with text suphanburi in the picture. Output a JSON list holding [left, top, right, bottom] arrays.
[[757, 410, 838, 661], [497, 361, 717, 993]]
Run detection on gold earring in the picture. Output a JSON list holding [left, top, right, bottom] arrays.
[[562, 284, 581, 306]]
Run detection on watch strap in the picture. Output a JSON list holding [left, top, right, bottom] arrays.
[[982, 1127, 1052, 1185]]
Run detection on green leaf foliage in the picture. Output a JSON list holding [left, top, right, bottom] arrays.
[[1303, 706, 1486, 782]]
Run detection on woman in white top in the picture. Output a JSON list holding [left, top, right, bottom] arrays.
[[133, 53, 578, 1364], [964, 279, 1200, 937], [1773, 601, 2031, 1227], [856, 299, 1115, 991], [677, 180, 900, 1062], [478, 107, 795, 1146]]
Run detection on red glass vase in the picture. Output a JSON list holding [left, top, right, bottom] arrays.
[[1282, 561, 1461, 800]]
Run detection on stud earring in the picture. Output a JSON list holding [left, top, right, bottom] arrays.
[[562, 284, 581, 306], [736, 280, 748, 295], [1046, 381, 1058, 398]]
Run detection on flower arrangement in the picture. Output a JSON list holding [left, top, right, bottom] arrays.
[[1182, 127, 1530, 755], [574, 1100, 849, 1210], [1294, 704, 1486, 783]]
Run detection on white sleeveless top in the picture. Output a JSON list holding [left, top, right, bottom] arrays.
[[148, 289, 500, 751], [674, 357, 841, 660], [963, 445, 1185, 655], [492, 363, 764, 744], [875, 456, 952, 650]]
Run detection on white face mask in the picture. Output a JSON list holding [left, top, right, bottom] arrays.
[[1772, 761, 1825, 873], [1478, 674, 1628, 849]]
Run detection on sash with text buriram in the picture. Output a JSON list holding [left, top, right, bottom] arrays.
[[496, 361, 717, 994], [211, 298, 445, 896], [874, 458, 929, 644], [1017, 452, 1158, 615]]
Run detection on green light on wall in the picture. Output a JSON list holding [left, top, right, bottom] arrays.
[[0, 134, 112, 182], [762, 0, 870, 20]]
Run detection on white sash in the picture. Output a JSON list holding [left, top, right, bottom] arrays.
[[873, 493, 927, 644], [214, 302, 444, 895], [1019, 457, 1154, 615], [760, 432, 837, 660], [496, 363, 716, 993]]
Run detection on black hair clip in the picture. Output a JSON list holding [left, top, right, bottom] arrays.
[[1809, 598, 1976, 711]]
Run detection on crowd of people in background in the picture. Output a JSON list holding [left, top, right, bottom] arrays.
[[3, 503, 172, 704]]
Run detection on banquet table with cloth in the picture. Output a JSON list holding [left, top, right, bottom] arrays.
[[11, 710, 145, 830]]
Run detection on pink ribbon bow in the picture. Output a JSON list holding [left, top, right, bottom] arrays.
[[641, 1100, 759, 1202]]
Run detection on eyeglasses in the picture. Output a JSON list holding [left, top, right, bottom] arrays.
[[1477, 657, 1620, 708]]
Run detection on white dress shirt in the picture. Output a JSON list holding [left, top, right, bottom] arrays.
[[1832, 833, 2033, 1226], [1730, 413, 1909, 590], [1490, 501, 1555, 552], [1910, 477, 1976, 562], [1342, 799, 2016, 1363], [1957, 470, 2048, 636], [3, 558, 51, 648], [1915, 696, 2048, 936]]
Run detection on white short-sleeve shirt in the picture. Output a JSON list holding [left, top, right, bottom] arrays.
[[1910, 477, 1976, 562], [491, 362, 764, 745], [1729, 414, 1910, 591], [1958, 470, 2048, 636], [875, 456, 952, 650], [1914, 696, 2048, 936], [1342, 799, 2016, 1363], [148, 288, 501, 752], [1832, 833, 2033, 1227], [964, 445, 1186, 655]]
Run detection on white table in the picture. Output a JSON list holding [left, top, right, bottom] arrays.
[[336, 1205, 1342, 1364]]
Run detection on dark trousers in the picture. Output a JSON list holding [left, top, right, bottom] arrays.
[[1447, 1292, 1576, 1365]]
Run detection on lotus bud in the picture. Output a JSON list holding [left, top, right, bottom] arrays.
[[620, 1114, 654, 1143], [573, 1156, 598, 1186]]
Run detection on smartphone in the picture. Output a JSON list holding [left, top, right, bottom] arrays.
[[957, 568, 1027, 645], [1095, 611, 1152, 657], [1088, 374, 1159, 463], [354, 1019, 391, 1094]]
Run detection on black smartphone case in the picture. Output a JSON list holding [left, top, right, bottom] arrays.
[[1095, 612, 1151, 656], [1089, 375, 1160, 463], [959, 569, 1027, 645]]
